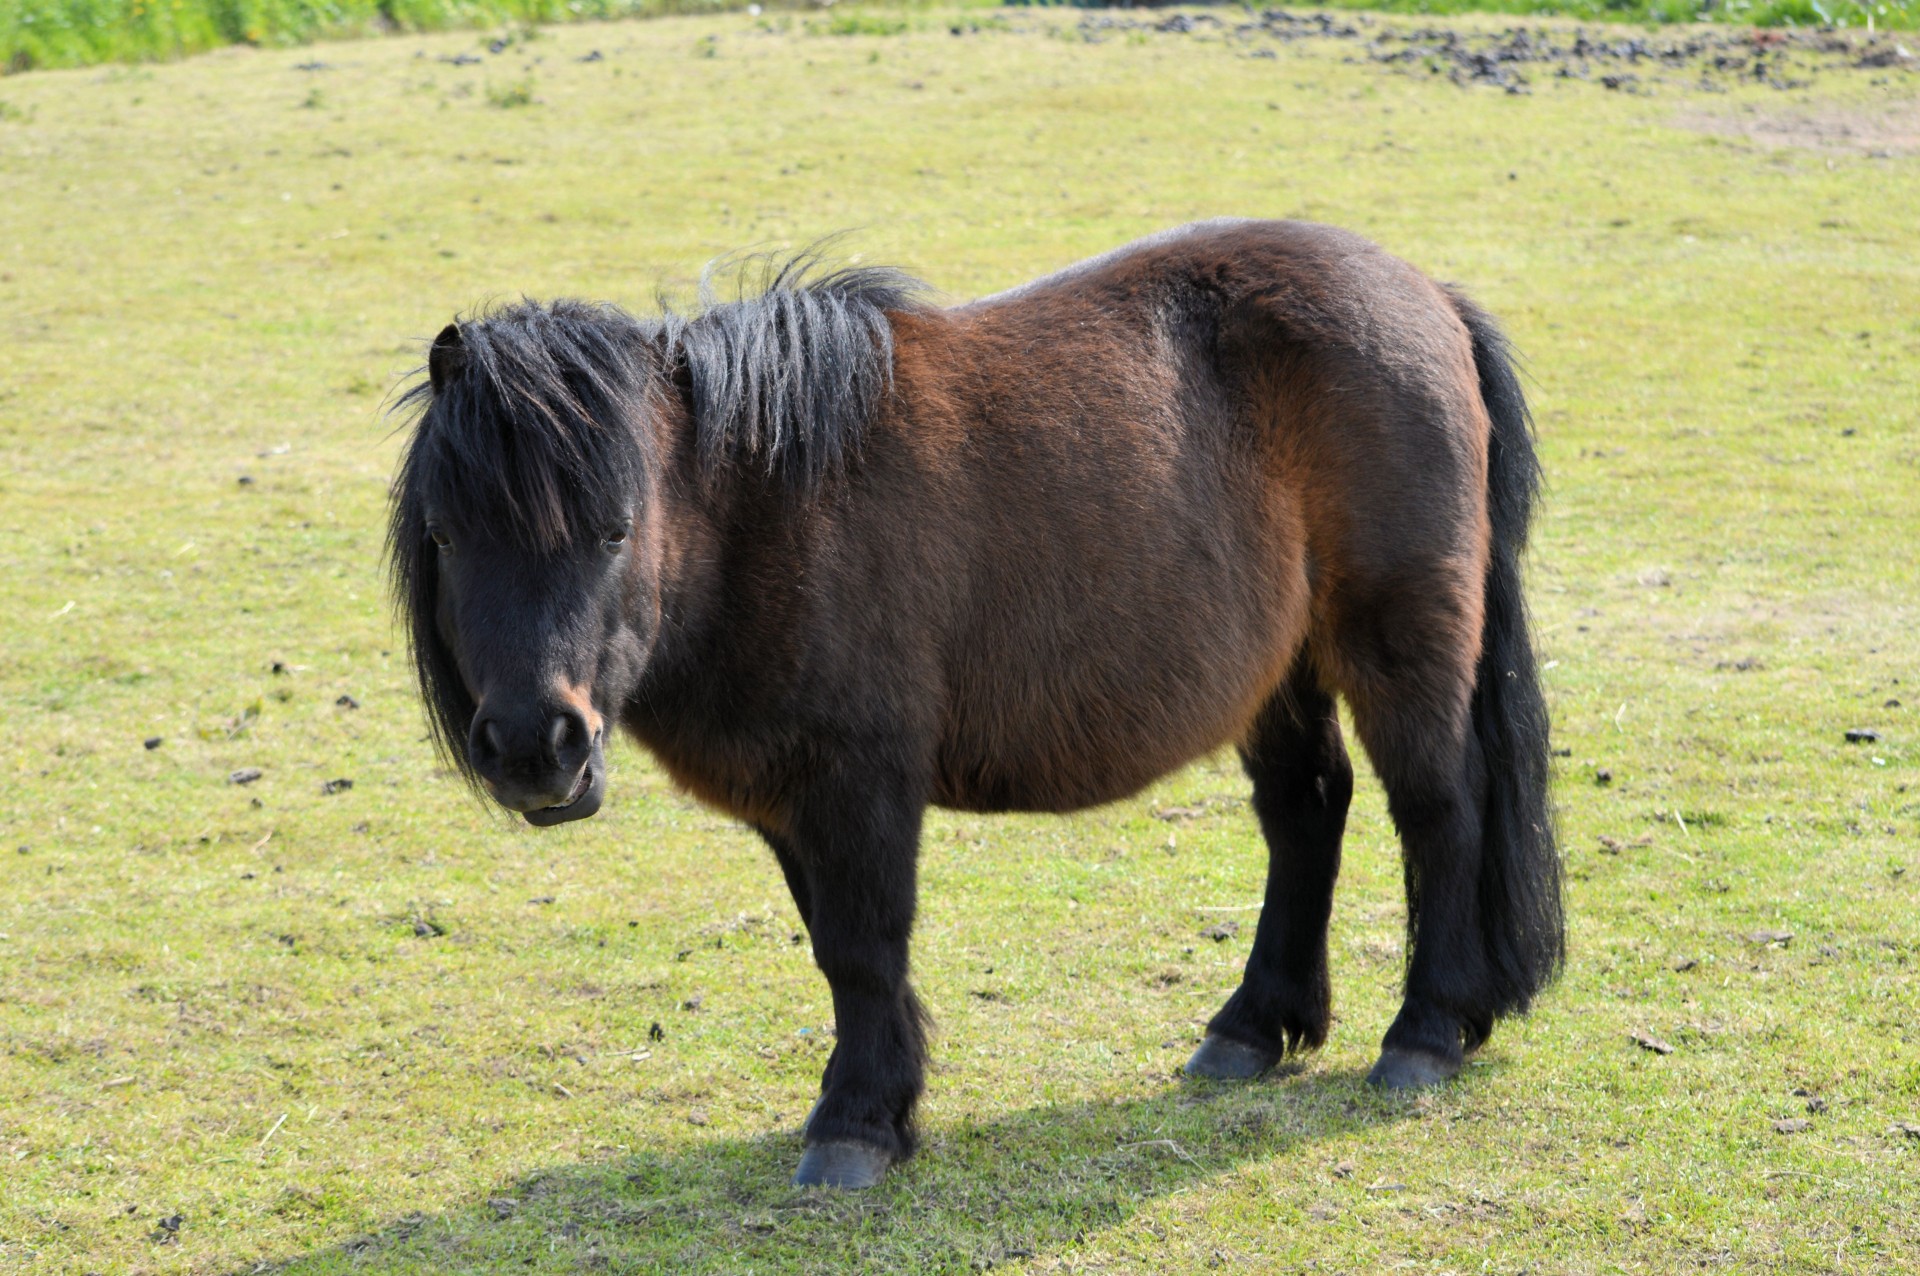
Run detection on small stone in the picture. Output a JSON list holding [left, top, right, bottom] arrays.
[[1844, 728, 1880, 744], [1595, 768, 1614, 785], [143, 737, 163, 750], [1773, 1118, 1812, 1134], [229, 767, 263, 785], [1630, 1031, 1674, 1055]]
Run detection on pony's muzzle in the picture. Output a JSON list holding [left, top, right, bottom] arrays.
[[520, 738, 606, 827], [469, 698, 607, 826]]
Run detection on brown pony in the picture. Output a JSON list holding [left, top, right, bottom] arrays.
[[389, 220, 1563, 1189]]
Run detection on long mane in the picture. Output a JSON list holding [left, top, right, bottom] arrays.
[[386, 252, 925, 771], [665, 251, 926, 490]]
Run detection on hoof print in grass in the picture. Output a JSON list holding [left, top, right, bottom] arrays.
[[229, 767, 263, 785], [1773, 1118, 1812, 1135], [1845, 728, 1880, 743], [1595, 768, 1613, 785], [320, 778, 353, 795], [1200, 920, 1240, 942]]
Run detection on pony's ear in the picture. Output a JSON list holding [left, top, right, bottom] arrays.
[[428, 323, 465, 394], [662, 343, 696, 414]]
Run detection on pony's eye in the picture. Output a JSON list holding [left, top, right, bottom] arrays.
[[604, 527, 628, 550], [428, 523, 451, 549]]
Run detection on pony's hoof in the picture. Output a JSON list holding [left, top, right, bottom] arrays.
[[1366, 1047, 1460, 1090], [792, 1140, 892, 1189], [1184, 1034, 1282, 1081]]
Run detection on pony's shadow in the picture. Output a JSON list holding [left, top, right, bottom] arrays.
[[256, 1065, 1422, 1274]]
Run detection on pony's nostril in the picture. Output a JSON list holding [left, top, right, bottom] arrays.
[[469, 717, 497, 762], [550, 709, 591, 761]]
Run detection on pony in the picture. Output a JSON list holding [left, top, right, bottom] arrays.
[[388, 220, 1563, 1189]]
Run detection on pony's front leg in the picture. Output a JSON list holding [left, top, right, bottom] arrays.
[[782, 773, 929, 1189]]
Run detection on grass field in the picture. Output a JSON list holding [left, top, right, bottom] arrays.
[[4, 0, 1918, 76], [1, 8, 1917, 1273]]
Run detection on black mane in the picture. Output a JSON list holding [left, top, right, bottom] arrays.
[[393, 299, 656, 552], [387, 253, 925, 767], [663, 252, 926, 490]]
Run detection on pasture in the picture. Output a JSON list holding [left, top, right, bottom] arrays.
[[1, 8, 1916, 1272]]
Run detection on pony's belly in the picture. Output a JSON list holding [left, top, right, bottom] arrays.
[[928, 680, 1267, 814], [928, 760, 1186, 814]]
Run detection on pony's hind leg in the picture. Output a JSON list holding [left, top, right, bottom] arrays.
[[1186, 668, 1353, 1080]]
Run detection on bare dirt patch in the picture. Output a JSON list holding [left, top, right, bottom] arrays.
[[1676, 97, 1920, 155], [1078, 12, 1919, 96]]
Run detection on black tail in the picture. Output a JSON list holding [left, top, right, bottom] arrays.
[[1449, 289, 1565, 1017]]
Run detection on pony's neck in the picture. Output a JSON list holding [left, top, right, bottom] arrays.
[[635, 397, 742, 685]]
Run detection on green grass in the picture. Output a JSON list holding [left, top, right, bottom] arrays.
[[4, 0, 1918, 75], [0, 0, 746, 73], [2, 8, 1918, 1274]]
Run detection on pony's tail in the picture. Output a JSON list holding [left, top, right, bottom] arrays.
[[1449, 288, 1565, 1019]]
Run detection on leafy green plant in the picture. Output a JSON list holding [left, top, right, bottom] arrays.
[[484, 73, 534, 104]]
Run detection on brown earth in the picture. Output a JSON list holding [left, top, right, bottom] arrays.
[[1674, 96, 1920, 155]]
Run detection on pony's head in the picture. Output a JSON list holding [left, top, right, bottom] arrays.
[[389, 262, 919, 825], [388, 301, 663, 825]]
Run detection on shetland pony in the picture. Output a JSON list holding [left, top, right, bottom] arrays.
[[389, 220, 1562, 1188]]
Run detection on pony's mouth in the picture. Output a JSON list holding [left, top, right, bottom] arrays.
[[522, 748, 606, 827]]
